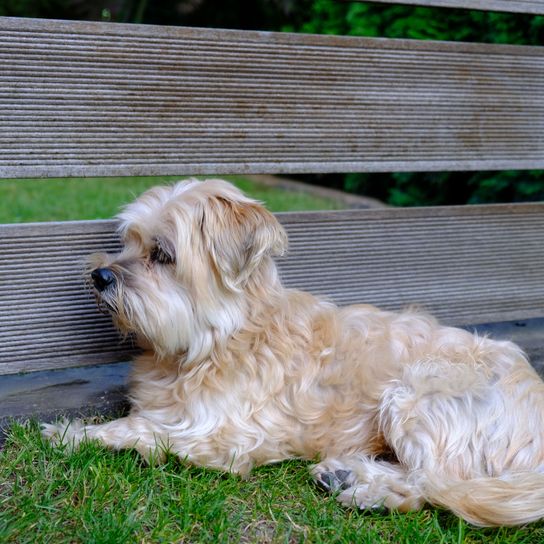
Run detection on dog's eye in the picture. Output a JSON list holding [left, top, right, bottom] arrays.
[[150, 245, 173, 265]]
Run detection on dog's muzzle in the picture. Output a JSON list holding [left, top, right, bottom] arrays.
[[91, 267, 116, 292]]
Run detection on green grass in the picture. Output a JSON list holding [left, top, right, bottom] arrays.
[[2, 422, 544, 543], [0, 175, 343, 223]]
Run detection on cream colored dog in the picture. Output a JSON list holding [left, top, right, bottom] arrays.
[[43, 179, 544, 526]]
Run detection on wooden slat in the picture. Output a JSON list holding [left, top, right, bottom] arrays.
[[359, 0, 544, 15], [2, 204, 544, 375], [0, 17, 543, 178]]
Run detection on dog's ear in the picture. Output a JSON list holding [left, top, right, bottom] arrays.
[[202, 196, 288, 291]]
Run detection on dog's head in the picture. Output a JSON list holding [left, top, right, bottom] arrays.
[[89, 179, 288, 360]]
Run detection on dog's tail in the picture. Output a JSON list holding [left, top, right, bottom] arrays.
[[423, 471, 544, 527]]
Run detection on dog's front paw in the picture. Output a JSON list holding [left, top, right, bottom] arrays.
[[41, 419, 87, 452]]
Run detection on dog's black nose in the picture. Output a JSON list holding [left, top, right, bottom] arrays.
[[91, 268, 116, 292]]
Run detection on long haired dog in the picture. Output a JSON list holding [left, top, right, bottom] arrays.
[[43, 179, 544, 526]]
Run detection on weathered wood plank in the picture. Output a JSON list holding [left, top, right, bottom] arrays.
[[0, 17, 543, 178], [2, 203, 544, 375], [358, 0, 544, 15]]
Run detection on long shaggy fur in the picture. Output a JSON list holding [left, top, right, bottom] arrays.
[[43, 178, 544, 526]]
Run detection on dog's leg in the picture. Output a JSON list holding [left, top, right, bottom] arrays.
[[42, 416, 169, 462], [312, 455, 425, 512], [379, 354, 522, 477], [311, 354, 501, 514]]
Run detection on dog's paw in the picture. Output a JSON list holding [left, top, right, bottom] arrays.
[[315, 469, 355, 492], [41, 419, 87, 452], [337, 484, 386, 511], [311, 460, 357, 493], [337, 483, 425, 513]]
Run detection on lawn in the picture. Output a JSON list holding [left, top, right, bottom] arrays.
[[3, 422, 544, 544], [0, 175, 343, 223]]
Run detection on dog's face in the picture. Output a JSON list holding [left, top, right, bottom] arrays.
[[89, 179, 287, 360]]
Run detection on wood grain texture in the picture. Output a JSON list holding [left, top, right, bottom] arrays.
[[356, 0, 544, 14], [1, 16, 543, 178], [2, 204, 544, 375]]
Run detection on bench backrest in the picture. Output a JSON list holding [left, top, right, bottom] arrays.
[[1, 17, 543, 177], [1, 5, 544, 376]]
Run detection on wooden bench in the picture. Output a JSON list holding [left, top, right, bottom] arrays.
[[1, 2, 544, 434]]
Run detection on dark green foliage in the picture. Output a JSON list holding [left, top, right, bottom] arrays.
[[345, 171, 544, 207], [288, 1, 544, 46], [0, 0, 67, 18], [0, 0, 314, 29]]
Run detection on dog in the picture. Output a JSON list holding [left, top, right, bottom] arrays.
[[43, 178, 544, 527]]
